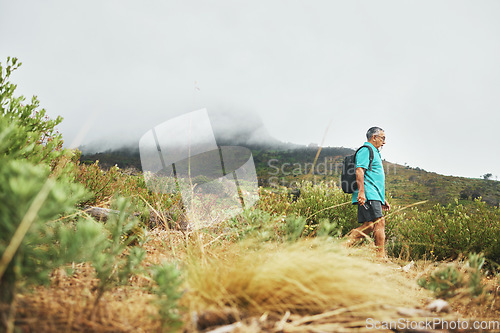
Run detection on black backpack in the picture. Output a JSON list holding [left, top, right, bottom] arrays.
[[340, 145, 374, 194]]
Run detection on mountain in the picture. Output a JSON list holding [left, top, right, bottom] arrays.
[[79, 136, 499, 210], [78, 109, 499, 209]]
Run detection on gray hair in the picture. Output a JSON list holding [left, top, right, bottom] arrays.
[[366, 127, 383, 140]]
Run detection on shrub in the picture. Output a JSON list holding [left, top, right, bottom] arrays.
[[0, 57, 92, 323], [75, 161, 124, 206], [387, 199, 500, 267], [290, 181, 356, 236], [84, 198, 147, 315], [0, 57, 65, 166], [0, 58, 151, 330], [149, 263, 184, 332], [418, 253, 487, 299], [0, 152, 88, 306], [74, 160, 186, 229], [257, 181, 357, 236]]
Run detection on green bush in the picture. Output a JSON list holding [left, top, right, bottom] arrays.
[[0, 57, 65, 166], [0, 151, 88, 304], [0, 58, 151, 329], [74, 160, 185, 228], [0, 57, 91, 314], [290, 181, 356, 235], [149, 263, 184, 332], [387, 199, 500, 267], [418, 253, 487, 299], [257, 181, 357, 236]]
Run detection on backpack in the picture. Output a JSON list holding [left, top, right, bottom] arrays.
[[340, 145, 374, 194]]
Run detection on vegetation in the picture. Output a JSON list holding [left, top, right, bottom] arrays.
[[81, 145, 500, 210], [0, 58, 183, 332], [418, 253, 487, 299], [387, 199, 500, 268], [2, 57, 500, 332], [0, 57, 86, 309]]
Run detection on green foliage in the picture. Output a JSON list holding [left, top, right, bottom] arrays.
[[150, 263, 184, 332], [0, 58, 152, 328], [284, 215, 307, 242], [224, 208, 285, 242], [224, 206, 342, 244], [316, 218, 342, 238], [223, 208, 310, 243], [256, 188, 293, 216], [258, 181, 356, 236], [418, 264, 464, 298], [290, 181, 356, 235], [0, 57, 91, 310], [386, 199, 500, 267], [75, 161, 124, 206], [0, 157, 88, 297], [482, 173, 493, 181], [0, 57, 65, 165], [467, 253, 487, 297], [227, 181, 355, 244], [418, 253, 487, 299], [74, 159, 186, 229], [88, 198, 147, 307]]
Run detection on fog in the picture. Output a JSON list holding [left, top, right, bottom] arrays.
[[1, 0, 499, 178]]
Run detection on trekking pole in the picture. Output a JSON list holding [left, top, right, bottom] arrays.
[[306, 201, 351, 221], [345, 200, 428, 240], [383, 200, 428, 220]]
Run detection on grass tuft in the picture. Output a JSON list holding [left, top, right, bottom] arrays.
[[183, 237, 421, 317]]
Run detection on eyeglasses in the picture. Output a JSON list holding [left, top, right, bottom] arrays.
[[376, 135, 386, 141]]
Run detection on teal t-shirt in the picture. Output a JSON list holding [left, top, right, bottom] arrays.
[[351, 142, 385, 204]]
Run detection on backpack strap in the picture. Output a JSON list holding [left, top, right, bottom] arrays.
[[354, 145, 374, 171]]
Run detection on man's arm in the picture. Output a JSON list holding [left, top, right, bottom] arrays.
[[356, 167, 366, 205]]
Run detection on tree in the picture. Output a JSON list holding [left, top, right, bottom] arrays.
[[482, 173, 493, 180]]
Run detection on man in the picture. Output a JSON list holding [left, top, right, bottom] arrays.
[[347, 127, 390, 257]]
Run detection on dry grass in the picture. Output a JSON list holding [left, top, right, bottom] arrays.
[[182, 237, 426, 317], [14, 263, 160, 332]]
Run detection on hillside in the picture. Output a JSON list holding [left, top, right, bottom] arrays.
[[79, 142, 500, 210], [5, 57, 500, 333]]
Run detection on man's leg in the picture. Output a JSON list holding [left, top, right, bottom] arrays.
[[373, 217, 386, 257], [347, 221, 374, 245]]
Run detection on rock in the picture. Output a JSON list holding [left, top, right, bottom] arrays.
[[84, 206, 120, 221], [427, 299, 450, 313], [84, 205, 188, 230]]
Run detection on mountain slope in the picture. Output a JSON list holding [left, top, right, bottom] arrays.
[[79, 141, 499, 209]]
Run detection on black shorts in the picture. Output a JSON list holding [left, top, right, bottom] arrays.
[[357, 200, 383, 223]]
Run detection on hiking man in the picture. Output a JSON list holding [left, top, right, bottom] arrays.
[[347, 127, 390, 257]]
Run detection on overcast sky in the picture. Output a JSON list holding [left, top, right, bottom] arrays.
[[1, 0, 499, 179]]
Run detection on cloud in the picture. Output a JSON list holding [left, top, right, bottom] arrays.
[[1, 0, 499, 178]]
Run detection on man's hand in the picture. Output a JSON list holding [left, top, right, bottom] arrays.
[[357, 191, 366, 206], [382, 200, 391, 212]]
